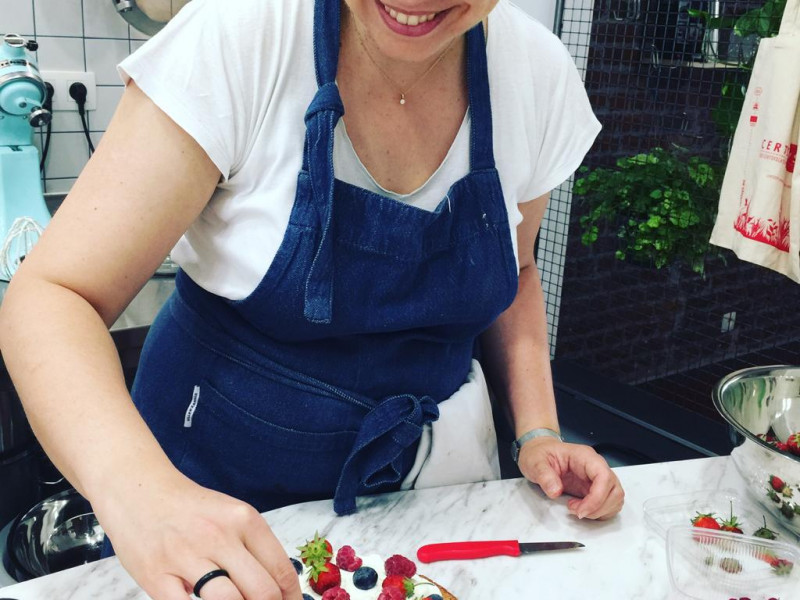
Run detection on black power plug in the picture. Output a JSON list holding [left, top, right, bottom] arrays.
[[68, 82, 88, 115], [68, 82, 95, 155], [40, 82, 55, 172]]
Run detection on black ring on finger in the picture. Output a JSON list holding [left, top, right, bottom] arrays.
[[193, 568, 230, 597]]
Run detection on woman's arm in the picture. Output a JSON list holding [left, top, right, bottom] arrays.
[[1, 80, 217, 506], [480, 194, 624, 520], [0, 81, 302, 600]]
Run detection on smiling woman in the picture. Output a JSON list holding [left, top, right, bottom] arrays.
[[0, 0, 621, 599]]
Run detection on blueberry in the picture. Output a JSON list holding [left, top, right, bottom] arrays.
[[302, 595, 314, 600], [352, 566, 378, 590], [425, 595, 444, 600], [291, 557, 303, 575]]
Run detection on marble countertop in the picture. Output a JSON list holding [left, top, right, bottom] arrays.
[[2, 455, 794, 599]]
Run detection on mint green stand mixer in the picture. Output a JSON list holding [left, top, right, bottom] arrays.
[[0, 33, 52, 280]]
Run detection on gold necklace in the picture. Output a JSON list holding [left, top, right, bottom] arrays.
[[351, 17, 457, 106]]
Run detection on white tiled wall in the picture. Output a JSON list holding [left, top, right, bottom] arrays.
[[2, 0, 145, 193]]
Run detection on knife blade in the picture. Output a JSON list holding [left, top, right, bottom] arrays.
[[416, 540, 585, 563]]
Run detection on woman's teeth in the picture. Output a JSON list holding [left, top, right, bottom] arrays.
[[382, 4, 438, 26]]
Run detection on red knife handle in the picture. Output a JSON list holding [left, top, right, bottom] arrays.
[[417, 540, 521, 563]]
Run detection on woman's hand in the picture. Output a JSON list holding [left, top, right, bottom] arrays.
[[94, 471, 303, 600], [517, 437, 625, 520]]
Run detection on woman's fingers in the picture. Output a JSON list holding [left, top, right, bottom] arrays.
[[519, 440, 625, 520], [187, 561, 243, 600], [242, 516, 304, 598], [562, 450, 625, 519], [98, 475, 303, 600], [208, 547, 291, 600]]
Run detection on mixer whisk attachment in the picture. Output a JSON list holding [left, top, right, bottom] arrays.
[[0, 217, 44, 280]]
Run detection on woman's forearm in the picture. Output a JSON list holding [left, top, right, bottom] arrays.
[[0, 276, 177, 504], [479, 261, 559, 438]]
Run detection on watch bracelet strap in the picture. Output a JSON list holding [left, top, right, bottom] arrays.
[[511, 427, 563, 463]]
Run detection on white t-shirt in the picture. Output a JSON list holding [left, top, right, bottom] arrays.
[[119, 0, 601, 300]]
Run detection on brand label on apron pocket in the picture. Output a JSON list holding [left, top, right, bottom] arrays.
[[184, 385, 200, 428]]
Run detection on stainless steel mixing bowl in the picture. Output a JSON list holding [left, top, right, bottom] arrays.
[[713, 365, 800, 539], [5, 488, 104, 581]]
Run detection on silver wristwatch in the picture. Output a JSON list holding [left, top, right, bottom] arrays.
[[511, 427, 563, 463]]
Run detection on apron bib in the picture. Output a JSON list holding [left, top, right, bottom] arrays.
[[127, 0, 517, 519]]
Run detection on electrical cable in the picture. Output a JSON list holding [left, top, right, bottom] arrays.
[[69, 82, 95, 155], [40, 82, 54, 173]]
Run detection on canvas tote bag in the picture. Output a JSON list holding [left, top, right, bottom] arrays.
[[709, 0, 800, 281]]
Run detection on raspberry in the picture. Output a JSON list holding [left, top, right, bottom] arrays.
[[321, 587, 351, 600], [335, 545, 363, 572], [377, 588, 406, 600], [384, 554, 417, 578]]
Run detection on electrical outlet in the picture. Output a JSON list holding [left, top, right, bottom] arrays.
[[40, 70, 97, 112]]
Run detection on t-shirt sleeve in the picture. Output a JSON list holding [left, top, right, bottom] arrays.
[[117, 0, 269, 181], [522, 33, 601, 201]]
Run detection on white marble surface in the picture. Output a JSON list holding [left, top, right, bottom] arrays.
[[2, 456, 797, 599]]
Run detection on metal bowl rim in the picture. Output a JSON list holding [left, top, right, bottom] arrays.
[[712, 364, 800, 465]]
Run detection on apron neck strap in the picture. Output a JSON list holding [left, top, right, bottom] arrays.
[[465, 23, 495, 172], [314, 0, 341, 87]]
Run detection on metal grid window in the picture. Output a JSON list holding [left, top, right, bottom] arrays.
[[550, 0, 800, 420]]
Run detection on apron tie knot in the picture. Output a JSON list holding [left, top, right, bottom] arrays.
[[333, 393, 439, 515], [304, 82, 345, 123], [302, 82, 344, 325]]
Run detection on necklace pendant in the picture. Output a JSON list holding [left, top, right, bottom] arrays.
[[399, 94, 406, 105]]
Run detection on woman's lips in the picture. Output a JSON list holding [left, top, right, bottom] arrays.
[[376, 0, 449, 36]]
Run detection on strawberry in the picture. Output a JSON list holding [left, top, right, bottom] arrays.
[[720, 502, 743, 534], [770, 557, 794, 576], [753, 516, 778, 540], [785, 432, 800, 456], [309, 562, 342, 595], [298, 532, 334, 566], [770, 475, 787, 493], [382, 575, 415, 598], [691, 512, 721, 530], [719, 557, 742, 574]]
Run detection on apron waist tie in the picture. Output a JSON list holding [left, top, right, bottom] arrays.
[[334, 393, 439, 515]]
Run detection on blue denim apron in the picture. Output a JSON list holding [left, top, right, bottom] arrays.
[[124, 0, 517, 522]]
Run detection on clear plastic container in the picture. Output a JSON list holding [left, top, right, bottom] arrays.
[[644, 489, 784, 540], [667, 526, 800, 600]]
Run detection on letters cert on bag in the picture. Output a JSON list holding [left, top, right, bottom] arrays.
[[709, 0, 800, 281]]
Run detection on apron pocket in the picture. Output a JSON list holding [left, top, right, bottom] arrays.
[[173, 357, 363, 510]]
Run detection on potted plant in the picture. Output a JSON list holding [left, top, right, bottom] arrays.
[[573, 146, 724, 275]]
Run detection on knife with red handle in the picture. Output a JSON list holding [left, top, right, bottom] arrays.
[[417, 540, 585, 563]]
